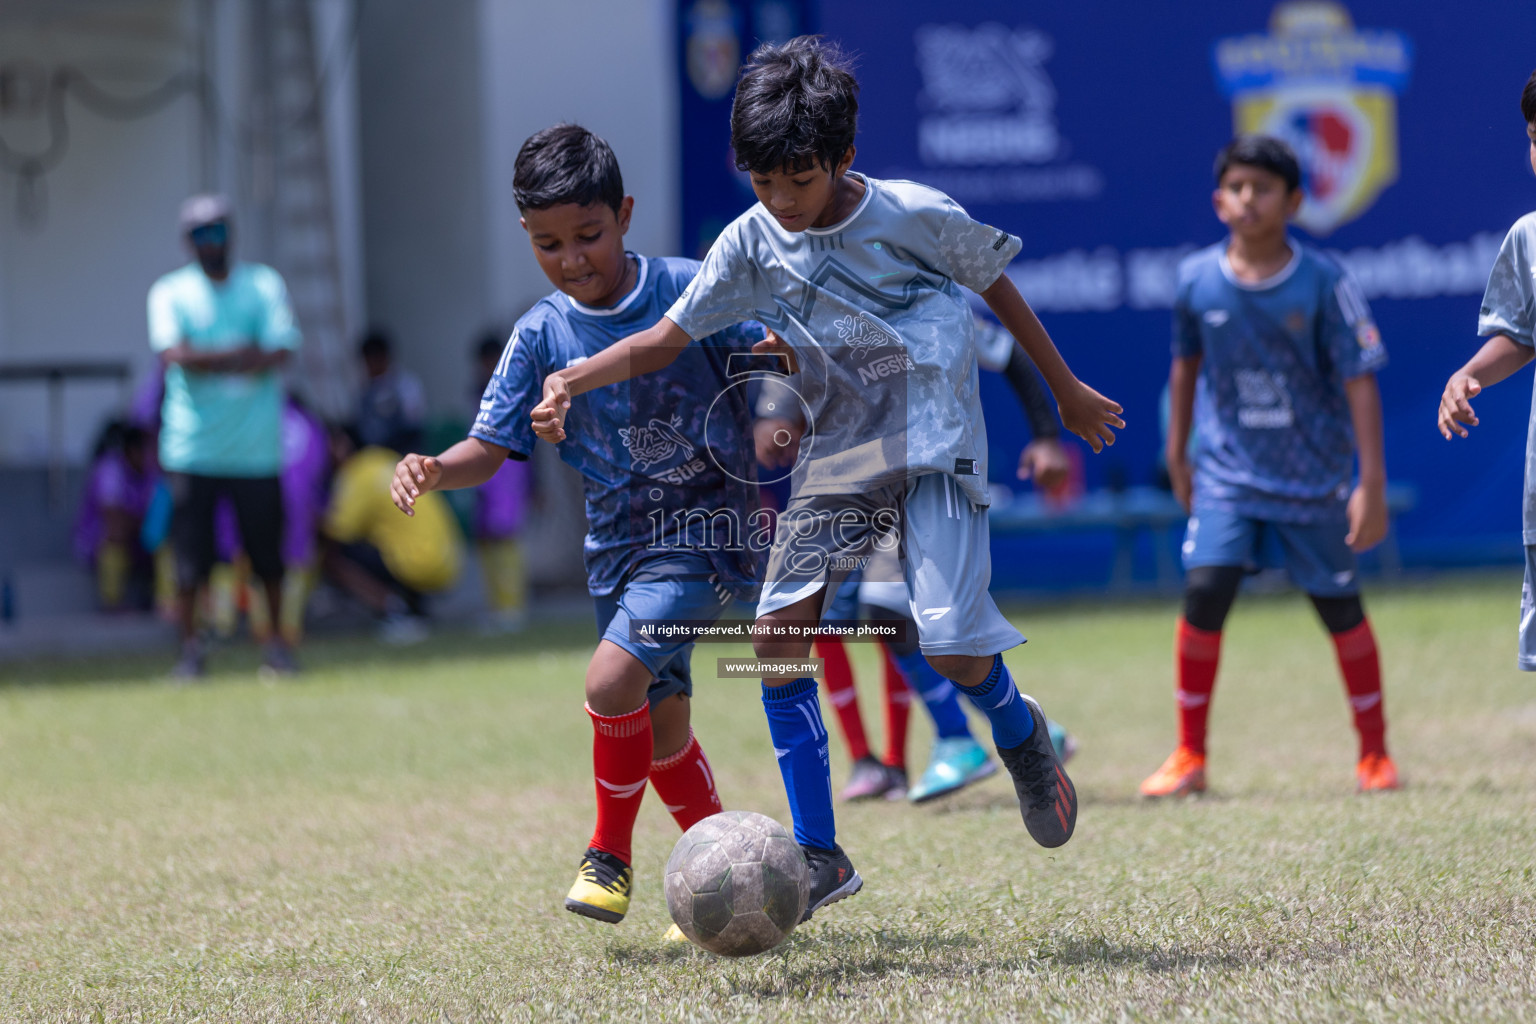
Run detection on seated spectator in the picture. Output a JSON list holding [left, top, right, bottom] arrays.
[[322, 428, 462, 644], [471, 333, 531, 632], [74, 421, 158, 610], [355, 329, 425, 454]]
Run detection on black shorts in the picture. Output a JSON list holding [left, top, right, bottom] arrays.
[[167, 472, 284, 588], [334, 541, 425, 615]]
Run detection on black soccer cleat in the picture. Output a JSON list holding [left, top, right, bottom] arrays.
[[800, 843, 862, 922], [996, 695, 1078, 849]]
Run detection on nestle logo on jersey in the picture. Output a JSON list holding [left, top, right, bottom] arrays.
[[857, 351, 915, 385]]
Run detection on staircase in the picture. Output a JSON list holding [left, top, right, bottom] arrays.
[[249, 0, 353, 421]]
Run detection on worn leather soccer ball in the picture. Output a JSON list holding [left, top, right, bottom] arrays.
[[663, 810, 810, 956]]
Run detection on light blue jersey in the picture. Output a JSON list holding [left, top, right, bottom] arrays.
[[147, 262, 299, 477], [665, 173, 1021, 506], [1478, 212, 1536, 544], [1173, 241, 1386, 522]]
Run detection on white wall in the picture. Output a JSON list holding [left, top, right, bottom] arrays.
[[0, 0, 199, 464], [478, 0, 678, 334]]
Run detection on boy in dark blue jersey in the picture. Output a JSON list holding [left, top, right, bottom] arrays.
[[391, 125, 767, 929], [1141, 136, 1397, 799]]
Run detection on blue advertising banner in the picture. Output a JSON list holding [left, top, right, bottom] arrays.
[[679, 0, 1536, 585]]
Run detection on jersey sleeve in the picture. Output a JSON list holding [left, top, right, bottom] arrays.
[[470, 326, 542, 459], [146, 278, 181, 353], [1171, 272, 1202, 359], [254, 268, 301, 351], [1320, 269, 1387, 379], [664, 227, 761, 340], [929, 194, 1022, 293], [1478, 220, 1536, 347]]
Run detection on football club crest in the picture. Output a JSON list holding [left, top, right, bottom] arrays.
[[685, 0, 741, 101], [1214, 1, 1412, 235]]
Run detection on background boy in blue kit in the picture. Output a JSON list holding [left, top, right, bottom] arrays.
[[531, 37, 1124, 920], [390, 125, 766, 929], [1437, 71, 1536, 670], [1140, 136, 1396, 800]]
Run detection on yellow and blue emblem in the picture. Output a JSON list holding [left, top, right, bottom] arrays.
[[1214, 1, 1412, 236]]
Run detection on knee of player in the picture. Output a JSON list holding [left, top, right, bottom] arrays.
[[925, 653, 986, 687]]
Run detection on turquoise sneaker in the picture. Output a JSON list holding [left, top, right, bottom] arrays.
[[1047, 720, 1078, 764], [908, 737, 998, 803]]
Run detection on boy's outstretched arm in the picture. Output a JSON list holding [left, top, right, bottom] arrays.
[[1439, 335, 1534, 439], [1345, 375, 1388, 552], [531, 318, 694, 443], [391, 438, 508, 516], [1165, 355, 1200, 512], [978, 274, 1124, 452]]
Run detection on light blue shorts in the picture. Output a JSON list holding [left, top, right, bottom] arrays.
[[1182, 504, 1358, 597], [757, 472, 1024, 657]]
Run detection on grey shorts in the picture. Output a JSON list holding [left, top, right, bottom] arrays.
[[756, 473, 1024, 657], [1520, 546, 1536, 671]]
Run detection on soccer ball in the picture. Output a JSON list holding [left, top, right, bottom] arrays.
[[664, 810, 810, 957]]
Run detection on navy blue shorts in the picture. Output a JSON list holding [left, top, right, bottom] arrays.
[[593, 553, 737, 708], [1182, 504, 1358, 597]]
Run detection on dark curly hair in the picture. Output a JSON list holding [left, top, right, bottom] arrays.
[[512, 124, 624, 213], [1522, 69, 1536, 125], [731, 35, 859, 175]]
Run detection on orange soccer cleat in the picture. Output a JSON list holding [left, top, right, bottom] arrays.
[[1139, 746, 1207, 799], [1356, 752, 1400, 793]]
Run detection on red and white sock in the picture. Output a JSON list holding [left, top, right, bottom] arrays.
[[586, 702, 652, 865], [1331, 619, 1387, 759], [815, 638, 871, 761], [649, 729, 723, 833], [880, 644, 911, 771], [1175, 618, 1222, 756]]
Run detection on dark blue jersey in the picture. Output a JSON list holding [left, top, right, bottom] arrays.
[[1174, 241, 1387, 522], [471, 254, 763, 596]]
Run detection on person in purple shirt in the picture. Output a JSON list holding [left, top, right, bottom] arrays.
[[74, 421, 158, 610], [470, 333, 531, 633]]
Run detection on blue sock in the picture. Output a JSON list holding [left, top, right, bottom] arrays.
[[890, 648, 973, 740], [761, 677, 837, 850], [953, 655, 1035, 749]]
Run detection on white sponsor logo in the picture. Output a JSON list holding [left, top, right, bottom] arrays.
[[914, 23, 1061, 165], [564, 355, 588, 368], [1203, 309, 1230, 326], [596, 777, 647, 799], [856, 351, 916, 386], [619, 415, 694, 470], [921, 607, 951, 621], [833, 312, 898, 355], [1235, 369, 1294, 429]]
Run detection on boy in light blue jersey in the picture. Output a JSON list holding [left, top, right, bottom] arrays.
[[1141, 136, 1397, 800], [532, 37, 1124, 919], [391, 125, 765, 932], [1438, 71, 1536, 671]]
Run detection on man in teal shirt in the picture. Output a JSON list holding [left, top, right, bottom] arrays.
[[147, 194, 301, 677]]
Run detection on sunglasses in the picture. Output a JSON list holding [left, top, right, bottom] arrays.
[[189, 222, 229, 246]]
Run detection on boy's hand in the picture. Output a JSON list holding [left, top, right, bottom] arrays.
[[752, 328, 798, 375], [532, 373, 572, 443], [754, 417, 803, 468], [1438, 372, 1482, 439], [391, 453, 442, 516], [1346, 480, 1388, 552], [1056, 380, 1125, 453], [1018, 438, 1070, 492], [1166, 448, 1193, 512]]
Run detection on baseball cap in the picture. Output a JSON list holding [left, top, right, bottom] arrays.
[[179, 193, 233, 234]]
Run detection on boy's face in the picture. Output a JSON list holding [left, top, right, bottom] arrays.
[[521, 197, 634, 306], [1213, 164, 1302, 239], [748, 148, 856, 232]]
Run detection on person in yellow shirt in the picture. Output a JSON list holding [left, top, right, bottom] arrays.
[[324, 428, 462, 644]]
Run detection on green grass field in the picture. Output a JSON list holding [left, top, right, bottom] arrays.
[[2, 575, 1534, 1023]]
